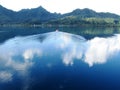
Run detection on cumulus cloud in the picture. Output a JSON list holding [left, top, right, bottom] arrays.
[[0, 31, 120, 90], [0, 71, 12, 83], [43, 32, 86, 66], [58, 33, 71, 49], [85, 35, 120, 66], [0, 36, 43, 80], [85, 37, 109, 66], [23, 49, 42, 60], [0, 32, 120, 81], [30, 32, 120, 67], [62, 41, 85, 66], [61, 34, 120, 67]]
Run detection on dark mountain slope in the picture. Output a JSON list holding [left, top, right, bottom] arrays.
[[0, 5, 120, 25]]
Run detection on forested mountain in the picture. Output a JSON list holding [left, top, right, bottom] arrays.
[[15, 6, 61, 24], [0, 5, 61, 24], [0, 5, 16, 23], [64, 8, 120, 19], [0, 5, 120, 26]]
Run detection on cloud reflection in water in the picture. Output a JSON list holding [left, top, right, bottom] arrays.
[[85, 34, 120, 66], [0, 71, 12, 83], [0, 31, 120, 84]]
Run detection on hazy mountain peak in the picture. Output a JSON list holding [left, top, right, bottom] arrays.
[[71, 8, 81, 13], [0, 5, 8, 11], [0, 5, 4, 8], [71, 8, 96, 15], [37, 6, 45, 10], [19, 6, 47, 12], [31, 6, 48, 12]]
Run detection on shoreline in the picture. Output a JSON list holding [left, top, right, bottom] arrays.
[[0, 24, 120, 28]]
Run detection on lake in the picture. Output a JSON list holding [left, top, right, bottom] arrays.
[[0, 27, 120, 90]]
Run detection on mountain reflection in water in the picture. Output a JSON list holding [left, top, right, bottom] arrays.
[[0, 31, 120, 90]]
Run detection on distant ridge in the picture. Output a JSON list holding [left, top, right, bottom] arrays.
[[0, 5, 120, 26], [64, 8, 120, 18]]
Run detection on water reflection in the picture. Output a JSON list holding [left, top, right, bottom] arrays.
[[0, 71, 12, 83], [0, 31, 120, 89], [85, 34, 120, 66]]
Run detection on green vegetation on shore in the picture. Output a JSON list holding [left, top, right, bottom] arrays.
[[0, 5, 120, 27]]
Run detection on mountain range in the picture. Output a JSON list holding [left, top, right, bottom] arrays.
[[0, 5, 120, 26]]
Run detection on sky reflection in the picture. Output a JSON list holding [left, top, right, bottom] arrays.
[[0, 31, 120, 84], [85, 34, 120, 66], [0, 71, 12, 83]]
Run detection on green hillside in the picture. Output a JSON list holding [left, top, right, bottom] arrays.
[[0, 5, 120, 26]]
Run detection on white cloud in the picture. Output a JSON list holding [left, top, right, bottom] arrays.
[[0, 34, 42, 87], [0, 71, 12, 83], [85, 35, 120, 66], [0, 32, 120, 78], [0, 36, 42, 77], [85, 38, 109, 66], [0, 0, 120, 15], [23, 48, 42, 60], [62, 41, 85, 66], [62, 47, 83, 66], [59, 33, 120, 67], [0, 0, 43, 11], [0, 31, 120, 90], [39, 32, 120, 67], [58, 33, 71, 49]]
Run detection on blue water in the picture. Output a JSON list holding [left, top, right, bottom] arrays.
[[0, 27, 120, 90]]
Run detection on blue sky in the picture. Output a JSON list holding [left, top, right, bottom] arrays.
[[0, 0, 120, 15]]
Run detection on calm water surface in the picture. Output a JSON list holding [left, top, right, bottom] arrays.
[[0, 27, 120, 90]]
